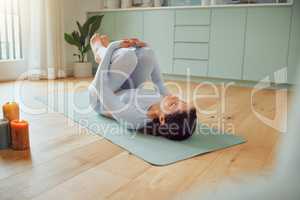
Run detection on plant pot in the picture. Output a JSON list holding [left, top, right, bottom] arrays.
[[73, 62, 93, 78]]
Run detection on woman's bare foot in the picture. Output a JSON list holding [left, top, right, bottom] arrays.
[[90, 34, 103, 64], [100, 35, 110, 47]]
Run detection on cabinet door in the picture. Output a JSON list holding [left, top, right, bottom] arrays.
[[98, 12, 116, 40], [144, 10, 174, 74], [209, 8, 246, 80], [175, 9, 210, 26], [243, 7, 291, 82], [115, 11, 143, 40]]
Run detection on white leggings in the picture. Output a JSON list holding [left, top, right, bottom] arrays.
[[89, 45, 168, 129], [108, 47, 163, 92]]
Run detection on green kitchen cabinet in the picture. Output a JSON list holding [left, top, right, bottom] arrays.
[[174, 43, 209, 60], [173, 59, 208, 77], [88, 4, 295, 83], [288, 1, 300, 84], [144, 10, 174, 74], [209, 8, 246, 80], [98, 12, 116, 40], [175, 26, 210, 43], [175, 9, 210, 25], [115, 11, 144, 40], [243, 7, 292, 82]]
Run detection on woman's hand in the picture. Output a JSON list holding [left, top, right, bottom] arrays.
[[123, 38, 147, 48], [162, 95, 179, 108], [136, 41, 146, 48], [129, 38, 139, 46], [130, 38, 146, 48], [121, 39, 132, 48]]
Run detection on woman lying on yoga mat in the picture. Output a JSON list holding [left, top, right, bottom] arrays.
[[88, 34, 197, 141]]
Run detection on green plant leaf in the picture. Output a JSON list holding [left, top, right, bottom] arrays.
[[89, 15, 103, 38], [64, 33, 81, 49], [82, 16, 98, 37], [76, 21, 84, 36], [82, 44, 91, 54], [65, 15, 104, 63], [71, 31, 81, 43], [76, 21, 87, 46]]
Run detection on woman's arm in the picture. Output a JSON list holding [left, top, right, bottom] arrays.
[[151, 58, 170, 96]]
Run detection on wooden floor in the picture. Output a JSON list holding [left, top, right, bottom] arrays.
[[0, 78, 288, 200]]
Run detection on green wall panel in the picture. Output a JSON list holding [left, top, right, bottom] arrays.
[[115, 11, 144, 40], [288, 1, 300, 84], [98, 12, 116, 40], [209, 8, 247, 80], [144, 10, 174, 74], [243, 7, 292, 82]]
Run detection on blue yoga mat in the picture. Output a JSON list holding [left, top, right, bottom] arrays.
[[36, 91, 246, 166]]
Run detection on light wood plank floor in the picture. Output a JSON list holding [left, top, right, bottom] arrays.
[[0, 78, 288, 200]]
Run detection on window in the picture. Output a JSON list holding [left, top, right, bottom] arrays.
[[0, 0, 22, 61]]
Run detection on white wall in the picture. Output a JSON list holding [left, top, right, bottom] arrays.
[[0, 60, 27, 81], [62, 0, 104, 76], [61, 0, 80, 76]]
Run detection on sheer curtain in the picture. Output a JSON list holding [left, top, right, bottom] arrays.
[[27, 0, 65, 80]]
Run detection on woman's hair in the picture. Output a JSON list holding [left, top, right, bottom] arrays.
[[139, 108, 197, 141]]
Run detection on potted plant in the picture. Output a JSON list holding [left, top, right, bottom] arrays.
[[64, 15, 103, 78]]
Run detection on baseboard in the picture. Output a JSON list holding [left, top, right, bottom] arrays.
[[163, 74, 293, 89], [65, 66, 74, 77]]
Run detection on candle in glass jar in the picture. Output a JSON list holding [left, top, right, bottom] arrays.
[[2, 102, 20, 121], [0, 119, 10, 149], [10, 120, 30, 151]]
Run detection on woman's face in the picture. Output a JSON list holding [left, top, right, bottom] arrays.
[[160, 96, 190, 115], [148, 96, 195, 124]]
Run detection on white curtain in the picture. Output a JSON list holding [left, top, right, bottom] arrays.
[[27, 0, 65, 80]]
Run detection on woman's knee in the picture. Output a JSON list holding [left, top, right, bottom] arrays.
[[113, 48, 138, 67], [121, 49, 138, 67], [138, 47, 155, 62], [111, 48, 138, 77], [108, 49, 138, 90]]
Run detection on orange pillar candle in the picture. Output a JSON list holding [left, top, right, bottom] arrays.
[[10, 120, 30, 151], [2, 102, 20, 121]]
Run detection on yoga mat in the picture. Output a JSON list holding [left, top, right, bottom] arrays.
[[36, 91, 246, 166]]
